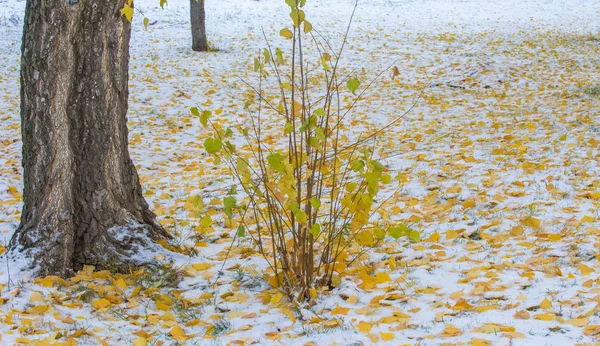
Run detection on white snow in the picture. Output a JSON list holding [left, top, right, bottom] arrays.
[[1, 0, 600, 345]]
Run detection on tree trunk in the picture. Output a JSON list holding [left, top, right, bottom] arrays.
[[9, 0, 171, 278], [190, 0, 208, 52]]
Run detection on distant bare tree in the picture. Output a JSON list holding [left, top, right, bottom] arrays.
[[191, 0, 208, 51]]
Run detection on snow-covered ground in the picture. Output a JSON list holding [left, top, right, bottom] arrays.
[[1, 0, 600, 345]]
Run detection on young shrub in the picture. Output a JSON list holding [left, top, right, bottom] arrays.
[[195, 0, 416, 301]]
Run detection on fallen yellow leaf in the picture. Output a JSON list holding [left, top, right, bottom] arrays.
[[534, 313, 554, 321], [510, 225, 524, 236], [380, 332, 394, 341], [565, 318, 589, 327], [502, 332, 526, 338], [192, 263, 213, 271], [584, 325, 600, 336], [440, 326, 462, 337], [579, 263, 595, 276], [522, 217, 541, 229], [375, 272, 392, 284], [346, 295, 359, 304], [514, 310, 530, 319], [357, 321, 372, 333], [540, 297, 552, 310], [170, 325, 187, 341], [92, 299, 111, 310], [133, 338, 147, 346], [331, 305, 350, 316], [265, 331, 282, 340]]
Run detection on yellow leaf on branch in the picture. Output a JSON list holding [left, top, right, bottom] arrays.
[[280, 28, 293, 39], [120, 3, 134, 22]]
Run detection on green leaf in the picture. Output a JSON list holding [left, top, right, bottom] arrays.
[[388, 227, 403, 239], [314, 108, 326, 117], [191, 195, 203, 208], [237, 225, 246, 237], [309, 197, 321, 209], [190, 107, 200, 116], [382, 174, 392, 184], [200, 110, 211, 127], [223, 196, 236, 221], [295, 210, 308, 224], [204, 137, 223, 154], [321, 56, 329, 71], [263, 48, 271, 63], [345, 182, 357, 193], [267, 153, 286, 173], [371, 160, 384, 172], [200, 215, 212, 228], [228, 185, 237, 195], [160, 0, 167, 8], [315, 128, 325, 141], [352, 160, 365, 172], [254, 57, 260, 72], [237, 157, 250, 176], [304, 20, 312, 33], [143, 17, 149, 30], [275, 48, 284, 64], [289, 201, 300, 214], [365, 172, 380, 194], [374, 228, 386, 240], [280, 28, 293, 39], [347, 77, 360, 95], [290, 9, 305, 27], [407, 229, 420, 242], [225, 141, 236, 153], [309, 224, 321, 238], [285, 0, 296, 8], [284, 122, 294, 135], [389, 224, 417, 240]]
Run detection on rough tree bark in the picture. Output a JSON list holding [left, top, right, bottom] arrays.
[[9, 0, 171, 277], [190, 0, 208, 52]]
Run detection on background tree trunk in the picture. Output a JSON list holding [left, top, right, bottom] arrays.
[[10, 0, 171, 277], [190, 0, 208, 52]]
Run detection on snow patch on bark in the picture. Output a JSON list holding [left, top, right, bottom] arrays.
[[104, 222, 185, 266]]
